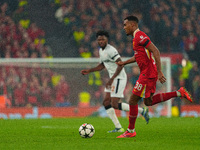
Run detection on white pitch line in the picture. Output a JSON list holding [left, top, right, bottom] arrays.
[[41, 126, 72, 129]]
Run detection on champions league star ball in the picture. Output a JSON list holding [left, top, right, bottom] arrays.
[[79, 123, 95, 138]]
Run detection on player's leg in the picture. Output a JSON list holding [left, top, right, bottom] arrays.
[[111, 98, 149, 124], [110, 78, 130, 111], [144, 88, 192, 106], [143, 78, 192, 106], [108, 78, 128, 130], [111, 78, 149, 123], [117, 93, 141, 138], [103, 92, 124, 133], [111, 97, 129, 111], [148, 91, 178, 106], [117, 78, 154, 138], [104, 79, 124, 132], [117, 102, 149, 124]]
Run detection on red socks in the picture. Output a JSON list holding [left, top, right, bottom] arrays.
[[152, 91, 177, 105], [128, 104, 138, 130]]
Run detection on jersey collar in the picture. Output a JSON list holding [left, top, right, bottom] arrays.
[[133, 28, 140, 38], [102, 43, 108, 50]]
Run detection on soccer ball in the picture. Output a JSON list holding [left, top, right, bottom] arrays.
[[79, 123, 95, 138]]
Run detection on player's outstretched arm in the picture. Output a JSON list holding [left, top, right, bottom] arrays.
[[147, 43, 166, 84], [106, 58, 124, 88], [81, 63, 105, 75], [116, 56, 136, 66]]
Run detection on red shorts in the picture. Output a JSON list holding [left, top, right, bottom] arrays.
[[132, 77, 157, 98]]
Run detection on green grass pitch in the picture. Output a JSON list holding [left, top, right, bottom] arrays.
[[0, 117, 199, 150]]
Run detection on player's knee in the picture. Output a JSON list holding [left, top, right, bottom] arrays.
[[111, 101, 118, 109], [144, 100, 152, 106], [103, 98, 110, 107], [129, 94, 140, 105]]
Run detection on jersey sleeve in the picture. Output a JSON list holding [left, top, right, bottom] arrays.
[[136, 32, 151, 48], [99, 58, 103, 63], [109, 48, 120, 61]]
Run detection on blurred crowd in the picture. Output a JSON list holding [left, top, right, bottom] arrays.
[[0, 0, 69, 107], [52, 0, 200, 64], [0, 66, 70, 107], [0, 0, 52, 58]]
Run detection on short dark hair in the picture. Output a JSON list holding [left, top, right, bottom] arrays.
[[124, 16, 139, 23], [96, 30, 109, 38]]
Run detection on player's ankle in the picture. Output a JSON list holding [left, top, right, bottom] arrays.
[[127, 128, 135, 133], [176, 91, 181, 97]]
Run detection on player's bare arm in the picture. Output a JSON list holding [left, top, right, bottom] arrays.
[[81, 63, 105, 75], [147, 43, 166, 84], [106, 58, 124, 88], [116, 56, 136, 66]]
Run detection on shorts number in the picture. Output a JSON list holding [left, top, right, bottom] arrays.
[[111, 86, 115, 92], [135, 81, 143, 91]]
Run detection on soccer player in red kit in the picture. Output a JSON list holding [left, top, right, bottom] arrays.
[[116, 15, 193, 138]]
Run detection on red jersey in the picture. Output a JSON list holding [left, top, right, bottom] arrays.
[[133, 29, 157, 79]]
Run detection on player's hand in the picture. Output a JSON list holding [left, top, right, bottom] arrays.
[[158, 71, 166, 84], [106, 79, 113, 89], [81, 70, 90, 75], [116, 61, 124, 66]]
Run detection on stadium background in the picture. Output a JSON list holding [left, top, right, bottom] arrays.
[[0, 0, 200, 118]]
